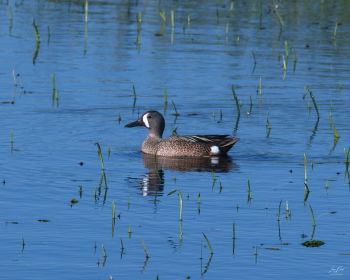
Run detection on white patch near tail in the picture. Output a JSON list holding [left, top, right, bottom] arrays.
[[143, 113, 150, 128], [210, 145, 220, 155]]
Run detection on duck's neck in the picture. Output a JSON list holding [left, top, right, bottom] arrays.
[[148, 128, 163, 138]]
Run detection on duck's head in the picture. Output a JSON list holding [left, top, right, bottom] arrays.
[[125, 110, 165, 138]]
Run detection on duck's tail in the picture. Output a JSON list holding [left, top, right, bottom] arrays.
[[219, 138, 240, 154]]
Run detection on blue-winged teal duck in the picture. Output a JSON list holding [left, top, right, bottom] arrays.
[[125, 111, 239, 157]]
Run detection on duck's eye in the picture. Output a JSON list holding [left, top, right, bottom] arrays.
[[147, 115, 152, 119]]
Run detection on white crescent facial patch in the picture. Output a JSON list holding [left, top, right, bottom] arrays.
[[143, 113, 150, 128]]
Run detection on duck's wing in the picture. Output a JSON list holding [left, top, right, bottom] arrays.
[[168, 135, 227, 143], [188, 135, 230, 142], [168, 135, 239, 154]]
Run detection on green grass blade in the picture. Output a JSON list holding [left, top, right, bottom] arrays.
[[141, 239, 150, 259], [202, 232, 214, 255]]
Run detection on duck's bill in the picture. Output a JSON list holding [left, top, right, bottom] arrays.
[[125, 119, 143, 128]]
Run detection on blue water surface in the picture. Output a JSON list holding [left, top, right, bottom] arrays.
[[0, 0, 349, 279]]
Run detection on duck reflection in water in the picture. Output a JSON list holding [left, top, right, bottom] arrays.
[[139, 153, 238, 197]]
